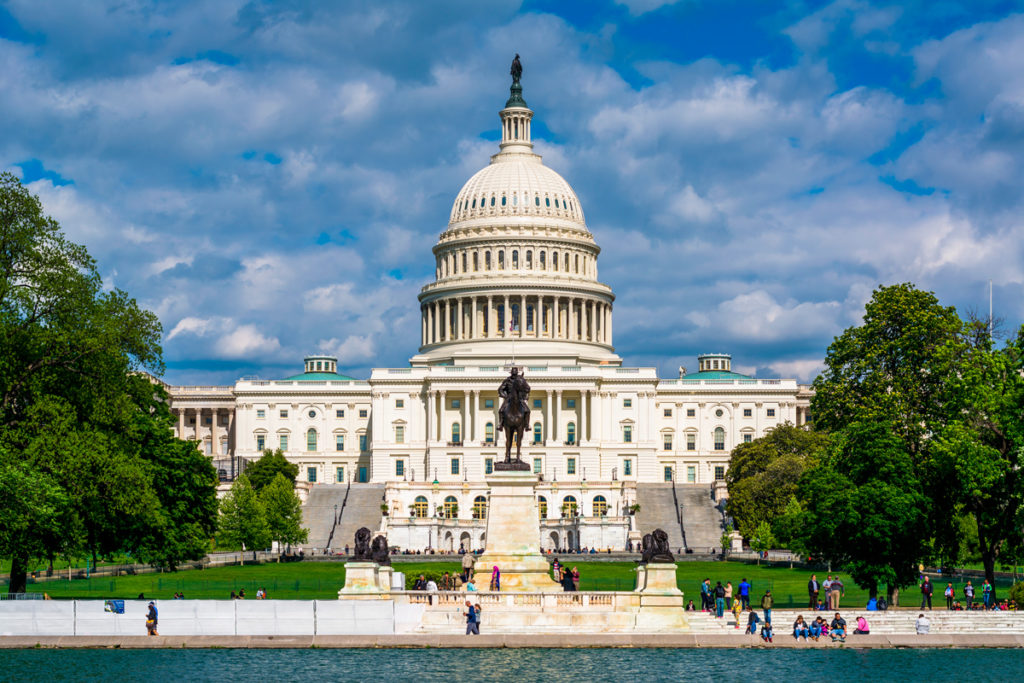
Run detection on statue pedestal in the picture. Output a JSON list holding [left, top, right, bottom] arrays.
[[338, 562, 384, 599], [474, 470, 560, 592], [634, 562, 688, 631]]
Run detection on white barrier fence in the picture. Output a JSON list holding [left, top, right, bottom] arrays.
[[0, 600, 425, 637]]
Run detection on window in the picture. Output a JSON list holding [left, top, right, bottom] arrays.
[[715, 408, 724, 418], [485, 251, 492, 269], [533, 457, 542, 474], [308, 410, 316, 419], [498, 250, 505, 269], [485, 458, 493, 474], [485, 398, 494, 408], [359, 434, 367, 451], [533, 422, 542, 444], [413, 496, 428, 518], [593, 495, 608, 517], [257, 409, 265, 419], [256, 434, 265, 451], [714, 466, 726, 481], [623, 425, 633, 443], [664, 408, 672, 417], [451, 458, 460, 475], [336, 467, 344, 483], [744, 433, 753, 443], [306, 428, 317, 452], [743, 408, 752, 417], [359, 409, 368, 418], [566, 422, 576, 444], [307, 467, 317, 483], [687, 465, 696, 483], [664, 466, 673, 482], [472, 495, 487, 519], [533, 398, 542, 408], [538, 495, 547, 519], [280, 410, 288, 418], [512, 250, 519, 268], [623, 398, 632, 408], [566, 398, 576, 408], [395, 425, 405, 444], [335, 434, 344, 451], [561, 496, 578, 518], [395, 459, 405, 477], [396, 399, 404, 409], [443, 495, 458, 518], [767, 408, 776, 417], [714, 427, 725, 451], [623, 459, 633, 476], [687, 433, 696, 451], [687, 408, 695, 417], [451, 398, 461, 409], [567, 457, 576, 475], [279, 434, 289, 451], [451, 422, 461, 444], [336, 409, 344, 418], [663, 433, 673, 450], [485, 422, 494, 443]]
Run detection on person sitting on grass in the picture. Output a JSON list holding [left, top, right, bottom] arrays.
[[793, 615, 809, 641], [746, 607, 761, 635], [853, 615, 870, 634], [830, 612, 847, 642], [760, 621, 774, 643]]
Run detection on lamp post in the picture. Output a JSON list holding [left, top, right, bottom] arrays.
[[334, 503, 338, 524]]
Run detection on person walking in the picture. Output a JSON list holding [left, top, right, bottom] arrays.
[[920, 575, 933, 610], [761, 590, 774, 625], [829, 576, 844, 610], [982, 580, 993, 609], [724, 581, 733, 610], [714, 581, 726, 618], [463, 600, 480, 635], [738, 578, 751, 610], [731, 594, 743, 628], [808, 574, 819, 609], [944, 583, 954, 610], [746, 607, 761, 635], [145, 601, 158, 636], [964, 580, 974, 609]]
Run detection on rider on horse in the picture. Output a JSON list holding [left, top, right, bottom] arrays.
[[497, 366, 530, 432]]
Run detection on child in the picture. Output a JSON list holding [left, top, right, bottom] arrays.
[[760, 621, 774, 643], [732, 595, 744, 628]]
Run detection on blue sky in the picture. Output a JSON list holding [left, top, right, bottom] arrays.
[[3, 0, 1023, 384]]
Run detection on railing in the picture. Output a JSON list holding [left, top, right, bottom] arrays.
[[615, 368, 640, 374], [393, 590, 642, 610], [561, 366, 581, 372], [388, 369, 412, 374]]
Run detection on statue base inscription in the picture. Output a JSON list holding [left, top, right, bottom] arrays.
[[474, 470, 560, 592], [493, 459, 531, 472], [338, 561, 386, 599]]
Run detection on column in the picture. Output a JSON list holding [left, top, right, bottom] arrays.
[[211, 408, 220, 456], [471, 296, 478, 339], [553, 390, 561, 442], [444, 299, 450, 341], [556, 296, 562, 338], [194, 408, 202, 441], [426, 391, 435, 445], [456, 298, 463, 340], [569, 299, 576, 340], [432, 302, 438, 343], [503, 295, 510, 336], [469, 390, 476, 442], [582, 299, 589, 341], [519, 294, 526, 338], [439, 390, 447, 442], [487, 295, 494, 338], [607, 305, 613, 345], [582, 391, 589, 444], [546, 389, 553, 444], [177, 408, 185, 439], [421, 307, 427, 346]]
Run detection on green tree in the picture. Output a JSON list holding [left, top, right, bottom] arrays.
[[725, 423, 828, 537], [771, 495, 805, 552], [246, 449, 299, 493], [795, 422, 929, 600], [749, 521, 775, 564], [218, 474, 270, 559], [260, 473, 309, 555]]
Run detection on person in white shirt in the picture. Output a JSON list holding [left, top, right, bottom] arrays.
[[426, 579, 438, 592], [915, 614, 930, 634]]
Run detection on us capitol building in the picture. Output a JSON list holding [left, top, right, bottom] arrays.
[[166, 69, 811, 553]]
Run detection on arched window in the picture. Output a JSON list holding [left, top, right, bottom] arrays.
[[498, 250, 505, 269], [444, 495, 458, 519], [526, 305, 534, 331], [535, 196, 540, 206], [555, 198, 560, 208], [472, 198, 477, 209], [566, 422, 576, 445], [497, 304, 505, 331], [485, 422, 494, 443], [473, 252, 479, 271], [575, 254, 580, 272], [306, 428, 317, 452], [413, 496, 428, 518], [538, 495, 548, 519], [461, 253, 467, 272], [533, 422, 542, 444], [561, 496, 578, 518], [564, 253, 569, 271], [490, 196, 495, 207], [452, 422, 461, 444], [512, 250, 519, 268], [501, 195, 506, 206], [592, 495, 608, 517], [540, 251, 546, 269], [714, 427, 725, 451], [526, 250, 532, 268], [545, 197, 551, 207], [472, 495, 488, 519]]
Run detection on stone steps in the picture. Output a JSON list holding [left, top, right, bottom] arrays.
[[676, 484, 723, 551], [634, 484, 686, 551]]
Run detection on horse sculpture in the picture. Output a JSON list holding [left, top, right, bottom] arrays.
[[497, 366, 531, 466]]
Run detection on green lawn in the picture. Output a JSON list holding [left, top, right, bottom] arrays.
[[21, 559, 1017, 606]]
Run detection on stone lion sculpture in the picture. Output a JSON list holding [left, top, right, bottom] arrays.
[[370, 534, 391, 566], [640, 529, 675, 564], [351, 527, 372, 561]]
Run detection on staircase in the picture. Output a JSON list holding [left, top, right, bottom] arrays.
[[677, 485, 724, 551], [634, 484, 686, 552], [302, 484, 349, 549], [685, 609, 1024, 634], [331, 483, 386, 550]]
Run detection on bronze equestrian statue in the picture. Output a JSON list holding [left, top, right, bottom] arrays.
[[640, 529, 676, 564], [496, 366, 531, 469]]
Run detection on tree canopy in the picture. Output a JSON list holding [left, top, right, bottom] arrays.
[[246, 449, 299, 493]]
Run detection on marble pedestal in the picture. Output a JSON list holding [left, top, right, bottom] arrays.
[[474, 470, 560, 592], [338, 562, 385, 599], [634, 562, 689, 631]]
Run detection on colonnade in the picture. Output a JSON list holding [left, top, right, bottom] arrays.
[[423, 388, 592, 445], [421, 294, 612, 346], [174, 407, 233, 456], [435, 244, 596, 280]]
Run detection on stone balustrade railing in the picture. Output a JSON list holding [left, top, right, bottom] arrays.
[[394, 590, 640, 610]]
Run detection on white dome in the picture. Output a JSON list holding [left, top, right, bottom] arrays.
[[448, 157, 586, 228]]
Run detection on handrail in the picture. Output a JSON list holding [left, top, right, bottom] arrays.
[[672, 478, 689, 551], [324, 479, 352, 550]]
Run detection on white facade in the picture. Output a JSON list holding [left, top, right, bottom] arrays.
[[167, 78, 810, 551]]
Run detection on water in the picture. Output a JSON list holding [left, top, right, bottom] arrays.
[[2, 648, 1021, 682]]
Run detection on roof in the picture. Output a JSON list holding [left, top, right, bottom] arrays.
[[283, 371, 357, 381], [681, 369, 751, 380]]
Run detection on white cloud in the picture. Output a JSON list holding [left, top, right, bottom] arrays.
[[614, 0, 684, 16]]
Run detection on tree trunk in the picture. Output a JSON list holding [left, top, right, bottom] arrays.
[[979, 530, 999, 602], [867, 581, 878, 599], [8, 555, 28, 594]]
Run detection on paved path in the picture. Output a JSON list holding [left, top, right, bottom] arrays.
[[1, 634, 1022, 648]]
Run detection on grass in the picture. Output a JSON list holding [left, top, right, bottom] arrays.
[[20, 559, 1019, 606]]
